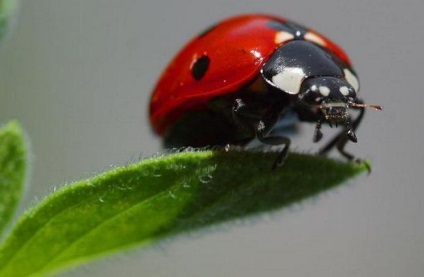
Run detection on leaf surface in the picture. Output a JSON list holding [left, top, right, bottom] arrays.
[[0, 150, 366, 276]]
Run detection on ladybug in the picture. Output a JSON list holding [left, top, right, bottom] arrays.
[[149, 14, 381, 167]]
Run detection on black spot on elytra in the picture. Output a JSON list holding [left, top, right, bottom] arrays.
[[267, 20, 309, 39], [198, 23, 218, 38], [267, 20, 291, 32], [192, 55, 210, 80]]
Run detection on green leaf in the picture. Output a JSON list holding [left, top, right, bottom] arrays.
[[0, 121, 27, 237], [0, 0, 17, 41], [0, 150, 366, 276]]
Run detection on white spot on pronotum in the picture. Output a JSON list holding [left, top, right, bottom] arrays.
[[274, 31, 295, 44], [319, 86, 330, 96], [304, 32, 327, 47], [311, 85, 318, 91], [271, 67, 306, 94], [344, 68, 359, 92], [296, 31, 301, 37], [339, 86, 350, 96]]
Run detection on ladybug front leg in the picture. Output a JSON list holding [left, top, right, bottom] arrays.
[[319, 98, 365, 162]]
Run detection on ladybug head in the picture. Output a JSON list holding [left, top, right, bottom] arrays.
[[301, 77, 356, 121], [299, 76, 382, 142]]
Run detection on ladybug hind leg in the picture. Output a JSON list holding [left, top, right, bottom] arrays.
[[257, 121, 291, 169], [233, 98, 291, 169]]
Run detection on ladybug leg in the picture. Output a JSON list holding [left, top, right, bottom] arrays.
[[313, 119, 324, 143], [232, 98, 256, 137], [256, 123, 291, 169], [319, 98, 366, 162], [256, 108, 291, 169], [232, 98, 291, 168]]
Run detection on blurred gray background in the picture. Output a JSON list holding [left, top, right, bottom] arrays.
[[0, 0, 423, 276]]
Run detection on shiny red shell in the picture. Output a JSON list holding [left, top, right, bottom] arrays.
[[149, 14, 351, 135]]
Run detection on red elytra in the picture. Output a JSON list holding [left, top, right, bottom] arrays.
[[149, 14, 351, 135]]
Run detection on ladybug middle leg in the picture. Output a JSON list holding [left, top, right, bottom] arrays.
[[318, 98, 366, 162], [232, 98, 291, 169]]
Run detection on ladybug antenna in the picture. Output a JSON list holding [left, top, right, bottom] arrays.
[[345, 102, 382, 143], [349, 102, 383, 111]]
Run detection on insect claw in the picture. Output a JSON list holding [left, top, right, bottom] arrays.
[[347, 129, 357, 143], [313, 129, 323, 142]]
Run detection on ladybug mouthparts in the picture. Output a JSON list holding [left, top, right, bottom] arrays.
[[321, 102, 350, 122], [320, 103, 357, 142], [314, 101, 383, 143]]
